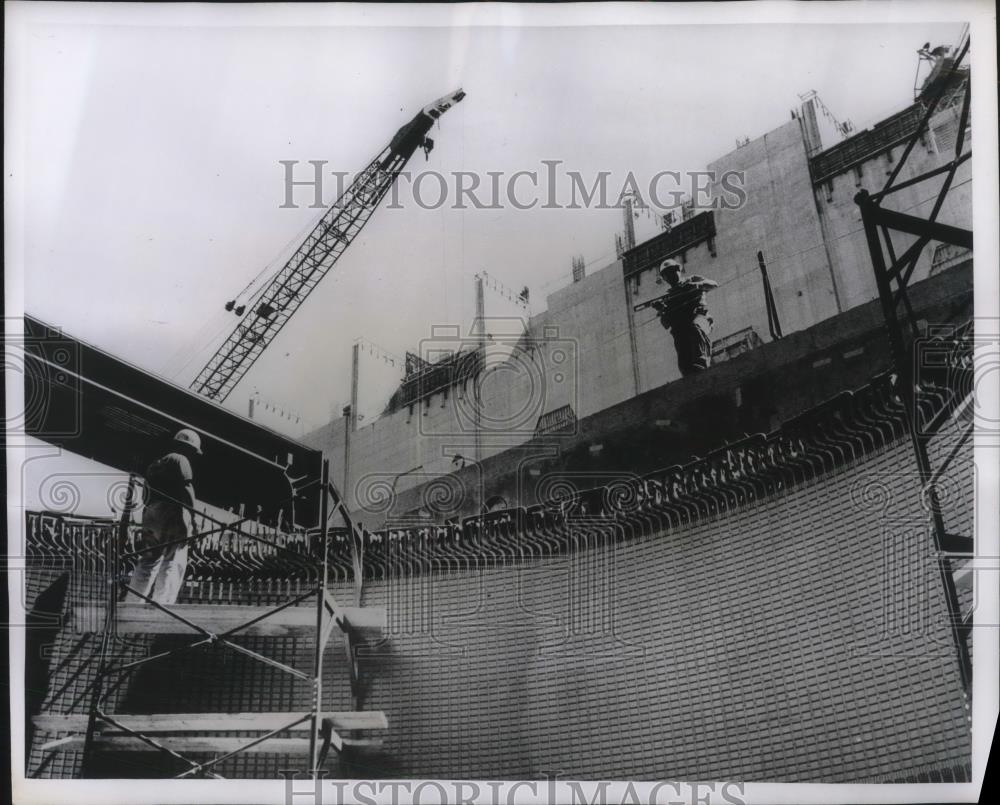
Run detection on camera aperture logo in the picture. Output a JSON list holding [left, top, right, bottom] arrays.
[[6, 319, 82, 446]]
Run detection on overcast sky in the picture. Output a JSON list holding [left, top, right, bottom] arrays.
[[9, 6, 966, 431]]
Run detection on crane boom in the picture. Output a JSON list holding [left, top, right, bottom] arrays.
[[190, 89, 466, 402]]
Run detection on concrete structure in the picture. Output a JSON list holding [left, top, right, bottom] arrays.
[[373, 265, 972, 527], [303, 83, 972, 523], [24, 381, 975, 780]]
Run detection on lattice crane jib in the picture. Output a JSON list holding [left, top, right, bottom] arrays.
[[190, 89, 466, 402]]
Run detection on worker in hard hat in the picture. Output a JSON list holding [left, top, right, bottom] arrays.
[[125, 428, 203, 604], [654, 259, 719, 376]]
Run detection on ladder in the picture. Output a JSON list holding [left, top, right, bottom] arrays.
[[35, 460, 384, 778]]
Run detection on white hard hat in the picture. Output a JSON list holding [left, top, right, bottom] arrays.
[[173, 428, 203, 455]]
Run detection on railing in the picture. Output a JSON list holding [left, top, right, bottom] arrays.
[[711, 327, 764, 363], [621, 211, 716, 280], [30, 356, 973, 585], [383, 349, 484, 414], [810, 103, 925, 185], [534, 404, 578, 436]]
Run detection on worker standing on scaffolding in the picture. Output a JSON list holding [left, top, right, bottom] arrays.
[[655, 259, 719, 376], [126, 429, 203, 604]]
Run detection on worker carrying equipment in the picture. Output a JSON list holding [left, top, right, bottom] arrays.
[[649, 259, 719, 377], [125, 428, 204, 604]]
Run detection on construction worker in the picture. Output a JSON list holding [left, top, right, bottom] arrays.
[[125, 428, 203, 604], [655, 259, 719, 376]]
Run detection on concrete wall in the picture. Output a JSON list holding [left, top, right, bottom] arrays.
[[305, 265, 639, 514], [814, 104, 972, 311], [334, 266, 971, 528], [628, 118, 840, 393], [535, 259, 637, 415]]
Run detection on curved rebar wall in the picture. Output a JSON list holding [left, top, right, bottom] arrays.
[[25, 372, 925, 582]]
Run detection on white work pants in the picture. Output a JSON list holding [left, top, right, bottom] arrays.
[[125, 501, 190, 604]]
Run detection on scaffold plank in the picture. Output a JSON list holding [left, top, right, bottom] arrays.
[[41, 735, 382, 754], [34, 711, 388, 734], [73, 603, 386, 638]]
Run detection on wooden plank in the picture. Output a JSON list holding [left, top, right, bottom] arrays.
[[34, 711, 388, 734], [73, 604, 386, 638], [320, 590, 371, 647], [323, 589, 370, 633], [38, 736, 76, 752], [44, 736, 383, 754], [953, 564, 973, 589]]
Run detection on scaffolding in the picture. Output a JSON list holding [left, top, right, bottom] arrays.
[[854, 36, 973, 689], [36, 458, 386, 778]]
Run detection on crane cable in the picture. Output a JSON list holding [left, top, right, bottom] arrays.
[[225, 200, 335, 313], [177, 168, 370, 380], [161, 199, 334, 381]]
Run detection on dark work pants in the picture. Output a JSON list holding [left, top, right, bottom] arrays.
[[672, 315, 713, 377]]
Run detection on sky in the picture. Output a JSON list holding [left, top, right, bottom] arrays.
[[8, 6, 968, 433]]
